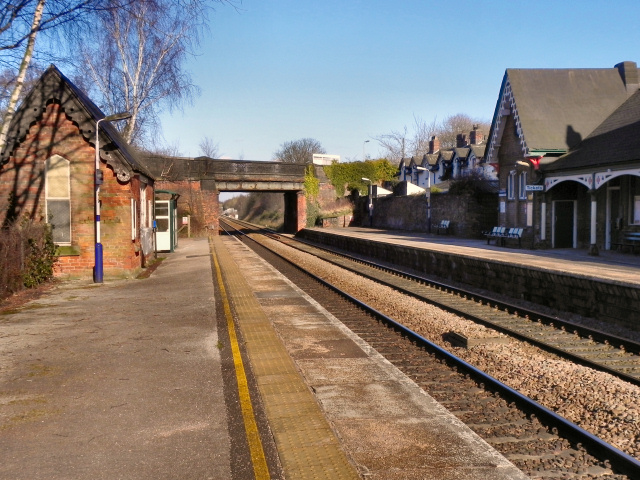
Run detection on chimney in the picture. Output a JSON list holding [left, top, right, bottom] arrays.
[[615, 61, 639, 93], [429, 135, 440, 154], [456, 133, 467, 148], [469, 125, 484, 145]]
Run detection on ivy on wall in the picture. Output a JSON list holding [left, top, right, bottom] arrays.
[[323, 159, 398, 197]]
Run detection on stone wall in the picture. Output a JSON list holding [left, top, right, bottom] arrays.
[[297, 229, 640, 330], [353, 192, 497, 237]]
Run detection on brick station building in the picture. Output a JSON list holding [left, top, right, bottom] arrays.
[[0, 65, 155, 279]]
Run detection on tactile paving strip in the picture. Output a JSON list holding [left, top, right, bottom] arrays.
[[212, 236, 360, 480]]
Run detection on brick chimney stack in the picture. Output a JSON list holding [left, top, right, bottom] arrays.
[[429, 135, 440, 154], [469, 125, 484, 145], [615, 61, 639, 93], [456, 133, 467, 148]]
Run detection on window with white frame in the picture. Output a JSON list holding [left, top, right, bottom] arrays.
[[140, 185, 147, 228], [507, 171, 516, 199], [518, 171, 528, 199], [45, 155, 71, 244]]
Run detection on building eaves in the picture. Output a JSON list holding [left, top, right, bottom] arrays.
[[0, 65, 152, 181]]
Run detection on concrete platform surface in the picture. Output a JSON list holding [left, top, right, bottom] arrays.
[[219, 235, 528, 479], [0, 236, 529, 480], [0, 238, 230, 480]]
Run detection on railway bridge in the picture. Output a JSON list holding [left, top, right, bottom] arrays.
[[142, 154, 308, 233]]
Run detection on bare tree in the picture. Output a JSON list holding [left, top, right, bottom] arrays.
[[438, 113, 490, 149], [374, 115, 438, 164], [375, 113, 490, 163], [0, 0, 124, 151], [374, 125, 408, 165], [408, 115, 438, 159], [199, 136, 220, 158], [77, 0, 234, 147], [273, 138, 326, 164]]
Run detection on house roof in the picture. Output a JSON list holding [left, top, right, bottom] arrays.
[[0, 65, 151, 181], [486, 62, 639, 163], [439, 151, 454, 161], [469, 144, 485, 159], [543, 88, 640, 173], [424, 154, 438, 167], [508, 67, 633, 151], [454, 148, 469, 159]]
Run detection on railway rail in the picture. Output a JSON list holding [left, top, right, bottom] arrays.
[[220, 217, 640, 479], [229, 219, 640, 387]]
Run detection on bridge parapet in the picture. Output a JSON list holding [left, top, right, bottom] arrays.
[[142, 154, 306, 188]]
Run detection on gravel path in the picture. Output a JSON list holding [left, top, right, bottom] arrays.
[[259, 235, 640, 459]]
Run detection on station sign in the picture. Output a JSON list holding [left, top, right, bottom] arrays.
[[525, 185, 544, 192]]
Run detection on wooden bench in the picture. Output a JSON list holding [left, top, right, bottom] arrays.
[[435, 220, 450, 234], [485, 226, 505, 245], [612, 231, 640, 253]]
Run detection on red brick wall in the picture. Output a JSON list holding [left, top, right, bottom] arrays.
[[0, 103, 144, 279], [155, 180, 219, 235]]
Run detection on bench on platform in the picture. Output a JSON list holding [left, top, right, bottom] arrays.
[[485, 226, 505, 245], [503, 227, 523, 248], [612, 231, 640, 253], [435, 220, 450, 234], [485, 227, 523, 247]]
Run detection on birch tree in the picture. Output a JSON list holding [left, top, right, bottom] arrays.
[[79, 0, 232, 146], [0, 0, 123, 152]]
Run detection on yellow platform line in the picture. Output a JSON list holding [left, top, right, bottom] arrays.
[[210, 236, 270, 480], [212, 235, 360, 480]]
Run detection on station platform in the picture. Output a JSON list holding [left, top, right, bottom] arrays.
[[0, 236, 527, 479], [297, 227, 640, 332], [301, 227, 640, 287]]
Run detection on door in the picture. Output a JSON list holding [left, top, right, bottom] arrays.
[[155, 200, 171, 252], [606, 187, 621, 250], [554, 200, 575, 248]]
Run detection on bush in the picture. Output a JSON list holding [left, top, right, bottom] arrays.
[[0, 220, 58, 300]]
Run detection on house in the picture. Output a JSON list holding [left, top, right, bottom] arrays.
[[398, 126, 490, 192], [484, 61, 640, 252], [0, 65, 155, 279]]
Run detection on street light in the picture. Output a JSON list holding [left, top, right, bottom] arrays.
[[94, 111, 132, 283], [363, 140, 370, 161], [361, 177, 373, 227]]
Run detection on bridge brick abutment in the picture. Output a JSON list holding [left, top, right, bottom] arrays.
[[297, 229, 640, 330], [147, 157, 308, 234]]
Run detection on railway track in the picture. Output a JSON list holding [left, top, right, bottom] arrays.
[[228, 218, 640, 387], [220, 217, 640, 479]]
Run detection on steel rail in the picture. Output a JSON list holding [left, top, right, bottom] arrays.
[[226, 219, 640, 386], [220, 218, 640, 479]]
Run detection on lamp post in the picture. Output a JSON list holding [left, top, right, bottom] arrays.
[[415, 166, 431, 233], [363, 140, 370, 161], [94, 111, 132, 283], [361, 177, 373, 227]]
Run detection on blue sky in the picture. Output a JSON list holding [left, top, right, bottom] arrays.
[[158, 0, 640, 162]]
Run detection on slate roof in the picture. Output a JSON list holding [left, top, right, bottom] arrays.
[[486, 63, 639, 166], [470, 145, 485, 158], [543, 89, 640, 173], [0, 65, 151, 181], [507, 67, 634, 152]]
